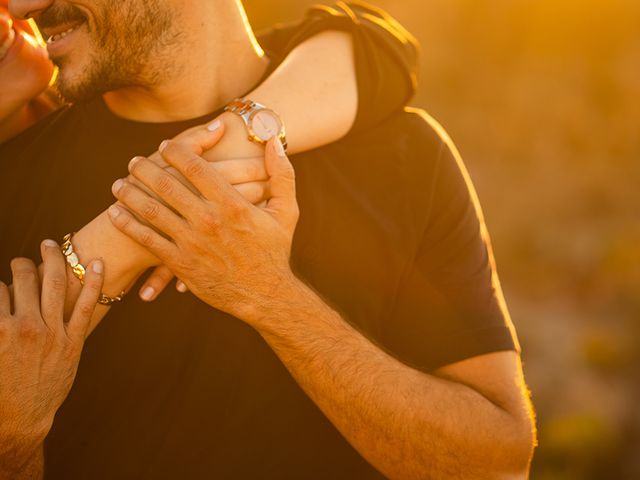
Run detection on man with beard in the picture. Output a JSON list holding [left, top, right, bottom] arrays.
[[0, 0, 536, 479]]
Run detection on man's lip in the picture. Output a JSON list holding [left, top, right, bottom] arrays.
[[40, 21, 84, 41]]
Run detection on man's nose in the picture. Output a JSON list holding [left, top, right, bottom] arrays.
[[9, 0, 54, 20]]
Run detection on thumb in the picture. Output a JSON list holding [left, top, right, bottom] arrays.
[[265, 138, 299, 230]]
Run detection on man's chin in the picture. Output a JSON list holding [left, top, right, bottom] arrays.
[[55, 68, 101, 104]]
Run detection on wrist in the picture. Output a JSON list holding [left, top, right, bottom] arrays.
[[246, 273, 321, 334], [73, 210, 156, 286], [0, 427, 45, 475]]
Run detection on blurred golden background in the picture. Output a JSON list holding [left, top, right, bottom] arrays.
[[247, 1, 640, 478]]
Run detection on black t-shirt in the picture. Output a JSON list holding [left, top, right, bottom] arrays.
[[0, 7, 518, 480]]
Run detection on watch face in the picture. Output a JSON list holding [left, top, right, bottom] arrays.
[[250, 109, 283, 142]]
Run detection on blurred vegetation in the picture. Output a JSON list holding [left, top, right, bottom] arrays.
[[246, 0, 640, 477]]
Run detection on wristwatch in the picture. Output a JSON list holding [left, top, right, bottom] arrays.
[[224, 99, 288, 152]]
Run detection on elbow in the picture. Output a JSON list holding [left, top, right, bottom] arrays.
[[496, 407, 537, 479]]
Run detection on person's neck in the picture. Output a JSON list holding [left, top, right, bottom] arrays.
[[102, 2, 268, 123]]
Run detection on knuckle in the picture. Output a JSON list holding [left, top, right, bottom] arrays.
[[201, 211, 221, 232], [139, 229, 155, 248], [225, 200, 245, 219], [12, 270, 35, 283], [86, 275, 103, 293], [173, 257, 193, 275], [142, 201, 160, 221], [77, 302, 96, 319], [18, 321, 45, 341], [154, 174, 174, 196], [48, 274, 67, 294], [184, 158, 205, 179]]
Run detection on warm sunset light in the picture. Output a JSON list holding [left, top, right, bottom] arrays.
[[251, 1, 640, 476], [0, 1, 637, 479]]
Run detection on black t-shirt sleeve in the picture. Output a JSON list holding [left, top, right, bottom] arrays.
[[257, 2, 419, 134], [380, 123, 520, 371]]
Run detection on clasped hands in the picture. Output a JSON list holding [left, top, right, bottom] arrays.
[[108, 119, 301, 325]]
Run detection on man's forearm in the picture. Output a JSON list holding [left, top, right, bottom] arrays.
[[254, 279, 532, 479]]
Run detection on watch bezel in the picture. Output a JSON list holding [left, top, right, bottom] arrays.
[[246, 108, 286, 145]]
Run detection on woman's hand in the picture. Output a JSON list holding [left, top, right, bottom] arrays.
[[108, 137, 299, 324], [0, 2, 54, 142]]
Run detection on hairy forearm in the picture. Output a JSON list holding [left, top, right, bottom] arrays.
[[254, 279, 531, 479]]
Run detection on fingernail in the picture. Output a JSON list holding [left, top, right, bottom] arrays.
[[141, 286, 155, 301], [275, 138, 286, 157], [159, 140, 170, 152], [129, 156, 141, 170], [92, 260, 104, 274], [112, 179, 124, 194], [43, 239, 58, 248], [207, 119, 222, 132], [176, 281, 187, 293], [108, 205, 121, 218]]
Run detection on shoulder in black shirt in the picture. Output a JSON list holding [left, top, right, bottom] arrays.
[[0, 5, 518, 479], [0, 96, 518, 479]]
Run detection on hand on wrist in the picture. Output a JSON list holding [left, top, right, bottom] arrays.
[[74, 211, 158, 281]]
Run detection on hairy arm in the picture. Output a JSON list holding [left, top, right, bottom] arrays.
[[254, 280, 535, 479], [108, 132, 537, 480]]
